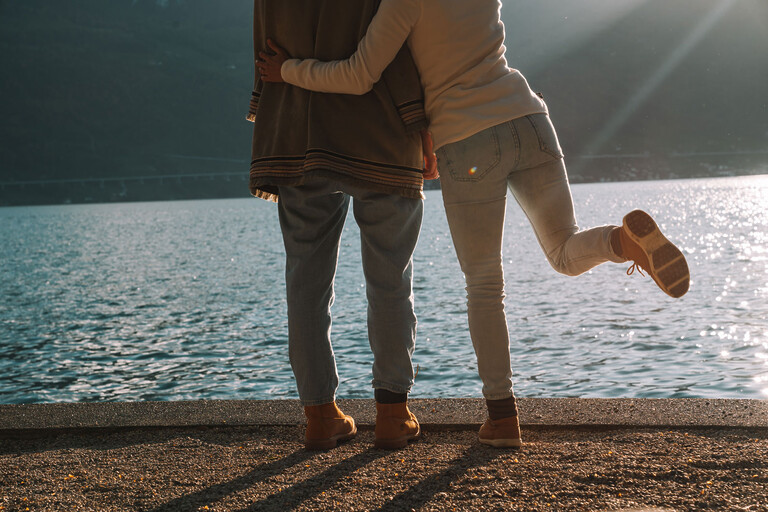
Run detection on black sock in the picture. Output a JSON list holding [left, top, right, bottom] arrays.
[[375, 388, 407, 404], [486, 396, 518, 420]]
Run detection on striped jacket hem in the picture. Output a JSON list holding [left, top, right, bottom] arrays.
[[249, 149, 424, 202]]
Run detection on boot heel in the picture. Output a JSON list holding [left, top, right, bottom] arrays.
[[374, 402, 420, 450], [303, 402, 357, 450]]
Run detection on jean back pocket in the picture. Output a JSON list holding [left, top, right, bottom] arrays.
[[440, 126, 501, 182]]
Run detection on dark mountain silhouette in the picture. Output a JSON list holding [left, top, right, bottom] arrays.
[[0, 0, 254, 205], [0, 0, 766, 205], [507, 0, 768, 182]]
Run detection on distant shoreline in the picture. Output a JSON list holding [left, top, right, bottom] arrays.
[[1, 170, 766, 208]]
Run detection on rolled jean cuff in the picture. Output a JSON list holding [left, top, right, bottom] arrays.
[[300, 395, 337, 407], [484, 391, 516, 401], [371, 379, 412, 395]]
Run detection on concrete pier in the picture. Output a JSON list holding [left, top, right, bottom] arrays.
[[1, 398, 766, 434], [1, 399, 766, 511]]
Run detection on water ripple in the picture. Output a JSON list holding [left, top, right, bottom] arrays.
[[2, 176, 768, 403]]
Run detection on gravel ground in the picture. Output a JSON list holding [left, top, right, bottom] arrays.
[[1, 425, 766, 511]]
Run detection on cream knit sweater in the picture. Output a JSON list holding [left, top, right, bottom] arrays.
[[281, 0, 548, 150]]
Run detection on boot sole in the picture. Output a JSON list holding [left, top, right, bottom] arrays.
[[374, 426, 421, 450], [479, 437, 523, 449], [305, 425, 358, 451], [623, 210, 690, 298]]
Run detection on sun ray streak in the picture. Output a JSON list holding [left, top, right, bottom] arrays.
[[584, 0, 741, 156]]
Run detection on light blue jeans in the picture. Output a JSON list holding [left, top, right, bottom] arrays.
[[277, 178, 422, 406], [436, 113, 625, 400]]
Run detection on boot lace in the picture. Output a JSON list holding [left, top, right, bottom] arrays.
[[626, 262, 646, 277]]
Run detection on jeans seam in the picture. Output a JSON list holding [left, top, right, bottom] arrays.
[[506, 120, 521, 170], [526, 114, 563, 159]]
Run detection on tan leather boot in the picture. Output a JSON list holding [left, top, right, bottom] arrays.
[[304, 401, 357, 450], [374, 402, 420, 449], [616, 210, 689, 298], [478, 416, 522, 448]]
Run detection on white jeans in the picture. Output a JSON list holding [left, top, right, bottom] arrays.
[[436, 114, 625, 400]]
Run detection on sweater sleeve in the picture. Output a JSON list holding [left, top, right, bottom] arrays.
[[381, 45, 428, 132], [281, 0, 419, 95]]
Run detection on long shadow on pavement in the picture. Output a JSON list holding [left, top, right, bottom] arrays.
[[148, 448, 315, 512], [234, 448, 389, 511], [374, 445, 502, 511], [230, 444, 502, 511]]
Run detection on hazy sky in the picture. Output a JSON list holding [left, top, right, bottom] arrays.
[[500, 0, 648, 71]]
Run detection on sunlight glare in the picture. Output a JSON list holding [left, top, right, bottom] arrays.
[[584, 0, 741, 155]]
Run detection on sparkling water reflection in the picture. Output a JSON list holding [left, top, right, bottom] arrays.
[[1, 175, 766, 403]]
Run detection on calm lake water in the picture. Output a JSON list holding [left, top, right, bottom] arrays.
[[1, 176, 767, 404]]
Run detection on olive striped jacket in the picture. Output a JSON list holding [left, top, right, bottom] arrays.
[[247, 0, 428, 202]]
